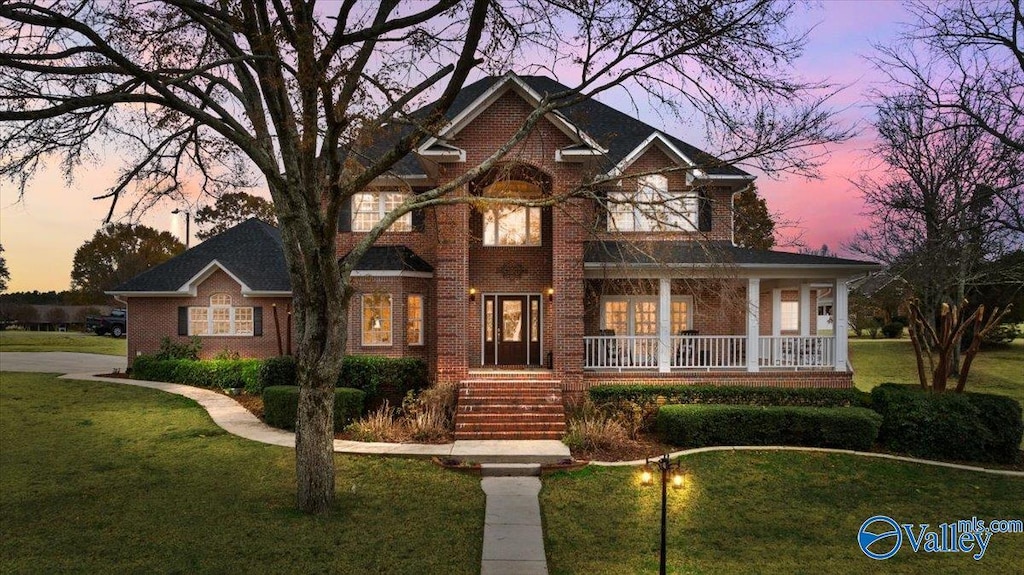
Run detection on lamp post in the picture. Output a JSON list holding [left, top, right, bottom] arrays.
[[640, 453, 684, 575], [171, 208, 190, 248]]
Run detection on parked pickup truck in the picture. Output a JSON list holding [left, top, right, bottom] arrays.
[[87, 309, 127, 337]]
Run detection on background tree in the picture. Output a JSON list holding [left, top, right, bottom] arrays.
[[0, 244, 9, 292], [70, 224, 184, 302], [732, 185, 776, 250], [194, 192, 277, 241], [1, 1, 849, 514], [878, 0, 1023, 156]]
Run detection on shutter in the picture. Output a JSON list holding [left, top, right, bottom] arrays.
[[595, 189, 608, 231], [698, 191, 712, 232], [412, 208, 426, 232], [338, 195, 352, 232], [253, 307, 263, 336], [177, 307, 189, 336]]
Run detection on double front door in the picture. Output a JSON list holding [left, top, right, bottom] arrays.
[[483, 294, 542, 366]]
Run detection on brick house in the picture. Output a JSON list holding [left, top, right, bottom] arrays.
[[111, 73, 877, 400]]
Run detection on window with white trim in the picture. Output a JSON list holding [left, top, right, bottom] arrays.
[[189, 293, 253, 336], [781, 301, 799, 332], [483, 205, 541, 246], [362, 293, 393, 346], [353, 191, 412, 232], [406, 294, 424, 346], [607, 175, 698, 232], [599, 295, 693, 336]]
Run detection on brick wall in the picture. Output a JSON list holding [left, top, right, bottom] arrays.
[[125, 269, 291, 366]]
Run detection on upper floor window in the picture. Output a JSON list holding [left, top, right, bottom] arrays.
[[608, 174, 698, 232], [483, 205, 542, 246], [189, 293, 253, 336], [353, 191, 412, 232]]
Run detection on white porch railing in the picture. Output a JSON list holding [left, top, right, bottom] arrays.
[[758, 336, 834, 368], [670, 335, 746, 369], [584, 336, 659, 369], [583, 334, 835, 370]]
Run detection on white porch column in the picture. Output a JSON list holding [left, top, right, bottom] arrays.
[[658, 278, 671, 373], [746, 278, 760, 372], [834, 278, 849, 371], [799, 283, 811, 336]]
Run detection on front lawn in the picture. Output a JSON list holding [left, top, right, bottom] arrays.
[[0, 372, 483, 574], [0, 330, 127, 356], [850, 338, 1024, 405], [542, 452, 1024, 574]]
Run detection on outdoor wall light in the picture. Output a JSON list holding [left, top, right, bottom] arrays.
[[638, 454, 685, 575], [469, 287, 477, 302], [546, 287, 554, 301]]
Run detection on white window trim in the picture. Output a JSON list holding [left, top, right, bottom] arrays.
[[188, 294, 254, 337], [407, 294, 425, 347], [607, 178, 699, 233], [599, 295, 693, 335], [361, 293, 394, 347], [353, 191, 412, 232], [482, 205, 542, 246]]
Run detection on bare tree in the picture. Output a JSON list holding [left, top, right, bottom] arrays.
[[0, 0, 849, 514], [878, 0, 1024, 153]]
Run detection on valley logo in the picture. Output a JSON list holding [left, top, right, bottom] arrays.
[[858, 515, 1024, 561]]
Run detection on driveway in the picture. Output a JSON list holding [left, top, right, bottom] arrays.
[[0, 352, 127, 375]]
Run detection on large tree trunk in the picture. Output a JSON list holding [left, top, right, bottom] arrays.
[[275, 192, 351, 515]]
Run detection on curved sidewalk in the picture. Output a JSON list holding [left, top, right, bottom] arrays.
[[18, 362, 1017, 477]]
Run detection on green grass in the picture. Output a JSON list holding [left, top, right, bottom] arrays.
[[0, 372, 483, 574], [0, 330, 127, 356], [850, 338, 1024, 406], [542, 452, 1024, 574]]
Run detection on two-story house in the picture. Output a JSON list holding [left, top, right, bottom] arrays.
[[112, 73, 878, 422]]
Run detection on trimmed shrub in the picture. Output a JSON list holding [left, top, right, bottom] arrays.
[[656, 404, 881, 451], [881, 321, 904, 339], [871, 383, 1023, 463], [252, 355, 428, 403], [131, 356, 262, 390], [589, 385, 869, 408], [256, 356, 297, 391], [262, 385, 365, 432], [341, 355, 428, 406]]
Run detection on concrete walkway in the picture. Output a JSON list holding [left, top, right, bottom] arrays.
[[480, 475, 548, 575]]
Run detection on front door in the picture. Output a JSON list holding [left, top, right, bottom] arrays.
[[483, 295, 542, 365]]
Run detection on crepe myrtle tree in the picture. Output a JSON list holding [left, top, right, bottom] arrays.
[[0, 0, 850, 514]]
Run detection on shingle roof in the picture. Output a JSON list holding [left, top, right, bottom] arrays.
[[111, 219, 291, 293], [585, 241, 879, 268], [111, 220, 435, 294], [369, 74, 750, 178], [344, 246, 434, 273]]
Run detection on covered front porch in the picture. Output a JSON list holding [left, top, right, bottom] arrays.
[[582, 241, 877, 376]]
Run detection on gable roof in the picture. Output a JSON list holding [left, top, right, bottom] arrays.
[[585, 240, 878, 270], [110, 219, 436, 295], [109, 218, 291, 295], [366, 73, 751, 179]]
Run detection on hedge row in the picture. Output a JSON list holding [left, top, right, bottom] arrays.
[[262, 386, 365, 432], [256, 355, 428, 404], [656, 404, 882, 451], [590, 384, 870, 408], [871, 383, 1023, 464], [132, 356, 262, 391]]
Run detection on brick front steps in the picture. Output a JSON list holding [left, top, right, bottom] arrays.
[[455, 379, 566, 440]]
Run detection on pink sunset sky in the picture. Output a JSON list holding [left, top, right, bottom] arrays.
[[0, 1, 909, 293]]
